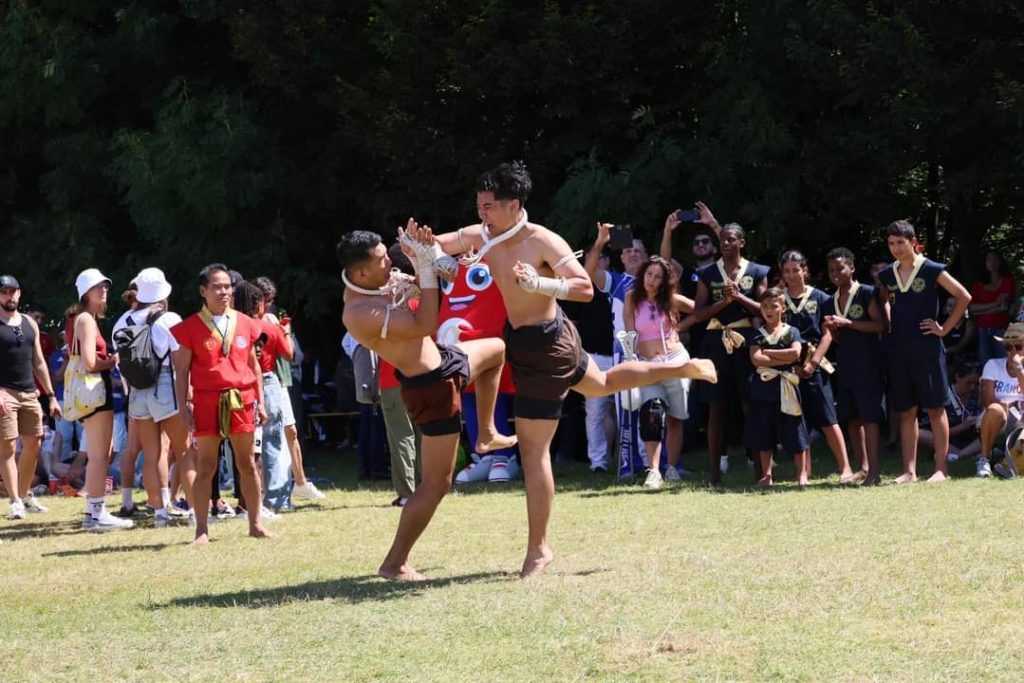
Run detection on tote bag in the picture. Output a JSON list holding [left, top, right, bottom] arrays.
[[63, 338, 107, 421]]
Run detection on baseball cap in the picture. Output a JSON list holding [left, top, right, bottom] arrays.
[[0, 274, 20, 290]]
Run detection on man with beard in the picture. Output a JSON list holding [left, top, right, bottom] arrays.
[[0, 275, 62, 519]]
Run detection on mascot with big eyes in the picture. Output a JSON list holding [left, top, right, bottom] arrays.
[[437, 262, 520, 483]]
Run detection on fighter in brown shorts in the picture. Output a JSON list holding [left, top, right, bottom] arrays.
[[431, 162, 718, 578], [339, 225, 516, 582]]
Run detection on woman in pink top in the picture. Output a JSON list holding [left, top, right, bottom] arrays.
[[970, 249, 1016, 365], [623, 257, 696, 489]]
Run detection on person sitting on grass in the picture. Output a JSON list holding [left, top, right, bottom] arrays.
[[918, 361, 981, 467], [745, 288, 810, 488], [975, 323, 1024, 477]]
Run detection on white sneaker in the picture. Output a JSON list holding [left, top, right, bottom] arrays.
[[24, 494, 48, 514], [9, 500, 26, 520], [454, 455, 493, 484], [293, 482, 327, 500], [488, 458, 511, 483], [643, 469, 663, 489], [83, 510, 134, 532], [260, 506, 280, 521], [154, 511, 170, 528], [719, 455, 730, 474], [664, 466, 682, 482], [976, 457, 993, 478]]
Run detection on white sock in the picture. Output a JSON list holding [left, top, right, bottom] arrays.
[[86, 497, 105, 519], [122, 487, 134, 509], [160, 487, 171, 509]]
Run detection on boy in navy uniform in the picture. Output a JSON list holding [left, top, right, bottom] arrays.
[[823, 248, 887, 485], [876, 221, 972, 482], [694, 223, 769, 484], [779, 250, 855, 483], [745, 288, 810, 487]]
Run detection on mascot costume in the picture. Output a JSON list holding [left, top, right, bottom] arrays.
[[437, 262, 520, 483]]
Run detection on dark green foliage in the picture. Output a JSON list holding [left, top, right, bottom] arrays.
[[2, 0, 1022, 345]]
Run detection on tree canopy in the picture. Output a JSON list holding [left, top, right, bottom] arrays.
[[2, 1, 1022, 349]]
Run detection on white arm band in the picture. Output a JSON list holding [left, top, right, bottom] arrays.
[[516, 263, 571, 299]]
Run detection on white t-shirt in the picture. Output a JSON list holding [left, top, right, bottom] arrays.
[[111, 305, 182, 367], [982, 358, 1024, 404]]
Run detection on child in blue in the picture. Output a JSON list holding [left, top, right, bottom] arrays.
[[876, 220, 972, 482], [694, 223, 769, 484], [779, 250, 855, 483], [822, 248, 887, 485], [745, 288, 810, 487]]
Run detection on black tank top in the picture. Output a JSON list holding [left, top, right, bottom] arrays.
[[0, 316, 36, 391]]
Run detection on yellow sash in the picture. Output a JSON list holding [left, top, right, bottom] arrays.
[[198, 305, 237, 357], [218, 388, 244, 439], [707, 318, 752, 354], [757, 368, 802, 416]]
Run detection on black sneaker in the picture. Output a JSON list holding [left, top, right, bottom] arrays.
[[115, 505, 147, 518], [391, 496, 407, 507]]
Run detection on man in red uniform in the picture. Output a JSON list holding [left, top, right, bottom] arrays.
[[172, 263, 272, 544]]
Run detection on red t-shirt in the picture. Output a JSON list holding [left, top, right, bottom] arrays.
[[970, 276, 1015, 329], [171, 311, 260, 392], [256, 319, 289, 374]]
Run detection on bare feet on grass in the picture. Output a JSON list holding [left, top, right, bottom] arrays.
[[249, 525, 278, 539], [680, 358, 717, 384], [379, 563, 428, 582], [191, 532, 210, 545], [926, 470, 949, 483], [520, 546, 554, 579], [862, 474, 881, 486], [477, 432, 518, 454], [893, 473, 917, 484]]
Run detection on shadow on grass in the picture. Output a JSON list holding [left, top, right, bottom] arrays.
[[149, 570, 509, 609], [42, 542, 173, 557], [0, 518, 84, 542]]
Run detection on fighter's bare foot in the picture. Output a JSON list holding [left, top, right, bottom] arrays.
[[847, 470, 868, 485], [191, 533, 210, 545], [862, 474, 882, 486], [249, 525, 278, 539], [926, 470, 949, 483], [520, 547, 554, 579], [378, 563, 428, 581], [893, 473, 917, 484], [477, 432, 518, 454], [681, 358, 717, 383]]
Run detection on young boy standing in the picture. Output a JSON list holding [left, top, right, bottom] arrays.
[[876, 221, 972, 482], [745, 288, 810, 487], [822, 247, 887, 485]]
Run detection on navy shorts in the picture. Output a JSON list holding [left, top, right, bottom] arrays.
[[699, 330, 753, 403], [800, 372, 838, 429], [887, 354, 948, 413], [835, 366, 885, 424], [743, 400, 809, 456]]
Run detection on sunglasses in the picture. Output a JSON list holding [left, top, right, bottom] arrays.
[[7, 324, 24, 346], [693, 238, 713, 246]]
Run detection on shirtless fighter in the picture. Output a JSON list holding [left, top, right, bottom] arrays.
[[431, 161, 717, 578], [339, 225, 517, 581]]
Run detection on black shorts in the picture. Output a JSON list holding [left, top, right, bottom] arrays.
[[504, 309, 589, 420], [800, 371, 838, 429], [743, 400, 810, 456], [698, 329, 753, 404], [835, 365, 885, 424], [887, 354, 948, 413]]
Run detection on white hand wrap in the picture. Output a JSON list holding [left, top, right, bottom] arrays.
[[516, 263, 570, 299], [417, 261, 438, 290]]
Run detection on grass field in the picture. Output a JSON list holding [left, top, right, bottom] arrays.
[[2, 444, 1023, 682]]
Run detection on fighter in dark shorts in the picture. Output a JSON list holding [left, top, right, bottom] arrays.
[[339, 226, 517, 582], [876, 220, 971, 483], [431, 162, 718, 578]]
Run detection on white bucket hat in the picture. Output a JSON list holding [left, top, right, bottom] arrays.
[[75, 268, 112, 300], [133, 267, 172, 304]]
